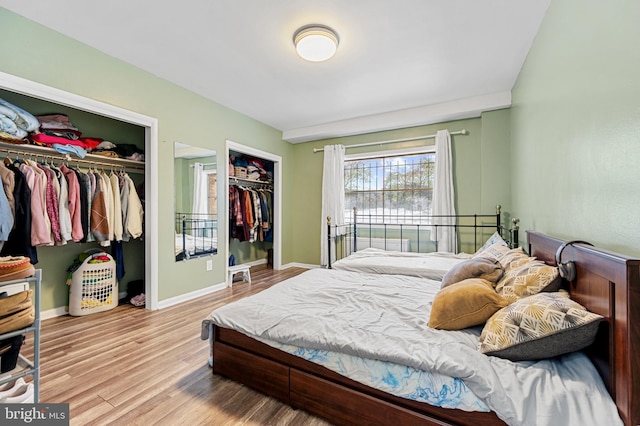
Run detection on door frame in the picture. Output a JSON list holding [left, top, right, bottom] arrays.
[[225, 140, 282, 272], [0, 71, 160, 310]]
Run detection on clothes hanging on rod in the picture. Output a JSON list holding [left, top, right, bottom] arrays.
[[229, 184, 272, 244], [0, 155, 144, 264]]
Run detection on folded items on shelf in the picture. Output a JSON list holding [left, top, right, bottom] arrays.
[[0, 290, 34, 334], [0, 256, 35, 282], [0, 334, 25, 373], [0, 377, 34, 403]]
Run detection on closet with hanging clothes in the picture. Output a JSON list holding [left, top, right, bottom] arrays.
[[0, 87, 148, 314], [228, 149, 274, 271]]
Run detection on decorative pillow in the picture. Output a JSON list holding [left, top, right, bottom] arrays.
[[496, 247, 529, 269], [479, 292, 603, 361], [475, 231, 508, 254], [441, 258, 504, 288], [473, 242, 512, 262], [428, 278, 509, 330], [495, 257, 561, 303]]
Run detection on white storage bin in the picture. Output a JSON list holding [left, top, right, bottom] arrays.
[[69, 252, 118, 316]]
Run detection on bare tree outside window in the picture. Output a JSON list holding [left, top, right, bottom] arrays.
[[344, 152, 435, 224]]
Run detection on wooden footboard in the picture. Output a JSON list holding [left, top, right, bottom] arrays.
[[212, 326, 504, 426]]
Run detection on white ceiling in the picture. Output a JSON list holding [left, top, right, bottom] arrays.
[[0, 1, 550, 143]]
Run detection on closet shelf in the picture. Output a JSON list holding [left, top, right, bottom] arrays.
[[229, 176, 272, 187], [0, 141, 145, 174], [0, 269, 41, 403]]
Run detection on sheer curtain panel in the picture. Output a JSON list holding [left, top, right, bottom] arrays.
[[192, 162, 208, 216], [321, 144, 345, 266], [431, 130, 457, 253]]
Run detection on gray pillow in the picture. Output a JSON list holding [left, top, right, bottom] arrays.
[[441, 257, 504, 288], [479, 292, 603, 361]]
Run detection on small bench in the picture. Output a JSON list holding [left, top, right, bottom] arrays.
[[227, 264, 251, 287]]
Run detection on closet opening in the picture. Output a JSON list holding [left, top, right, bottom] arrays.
[[0, 71, 159, 314], [226, 140, 281, 277]]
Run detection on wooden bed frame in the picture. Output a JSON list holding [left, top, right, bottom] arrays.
[[211, 231, 639, 425]]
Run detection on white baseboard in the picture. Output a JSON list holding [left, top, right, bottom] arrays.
[[241, 258, 267, 267], [41, 306, 69, 321], [40, 281, 226, 319], [157, 281, 227, 310], [281, 262, 320, 269]]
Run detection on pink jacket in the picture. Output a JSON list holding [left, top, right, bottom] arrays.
[[60, 165, 84, 242], [20, 162, 52, 246]]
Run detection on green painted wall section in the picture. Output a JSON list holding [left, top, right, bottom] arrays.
[[0, 8, 293, 309], [510, 1, 640, 256], [291, 116, 512, 265]]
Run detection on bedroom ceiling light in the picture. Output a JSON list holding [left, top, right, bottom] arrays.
[[293, 25, 339, 62]]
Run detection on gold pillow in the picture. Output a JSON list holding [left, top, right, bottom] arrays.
[[495, 257, 561, 303], [479, 292, 603, 361], [428, 278, 509, 330]]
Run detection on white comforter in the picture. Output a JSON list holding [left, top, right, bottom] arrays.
[[331, 247, 471, 280], [205, 268, 622, 426]]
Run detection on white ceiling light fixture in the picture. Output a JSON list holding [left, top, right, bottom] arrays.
[[293, 25, 339, 62]]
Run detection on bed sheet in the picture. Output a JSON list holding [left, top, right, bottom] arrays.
[[331, 247, 471, 280], [255, 336, 489, 412], [175, 233, 217, 256], [204, 268, 622, 426]]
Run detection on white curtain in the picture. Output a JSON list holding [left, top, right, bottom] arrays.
[[320, 144, 346, 267], [192, 162, 208, 216], [431, 130, 457, 252]]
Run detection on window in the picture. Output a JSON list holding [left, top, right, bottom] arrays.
[[206, 171, 217, 215], [344, 150, 435, 224]]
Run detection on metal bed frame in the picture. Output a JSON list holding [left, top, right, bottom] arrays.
[[175, 212, 218, 261], [327, 205, 519, 268]]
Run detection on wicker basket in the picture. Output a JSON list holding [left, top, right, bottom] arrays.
[[234, 166, 248, 179], [69, 252, 118, 316]]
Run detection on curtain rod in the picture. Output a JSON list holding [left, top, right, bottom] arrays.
[[312, 129, 468, 153]]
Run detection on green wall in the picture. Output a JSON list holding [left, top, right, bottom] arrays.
[[510, 1, 640, 256], [0, 8, 293, 310], [291, 114, 512, 264]]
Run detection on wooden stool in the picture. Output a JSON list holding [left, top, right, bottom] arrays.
[[227, 264, 251, 287]]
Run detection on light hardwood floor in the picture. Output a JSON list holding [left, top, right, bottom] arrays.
[[22, 265, 332, 426]]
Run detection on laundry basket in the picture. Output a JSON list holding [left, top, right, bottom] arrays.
[[68, 251, 118, 316]]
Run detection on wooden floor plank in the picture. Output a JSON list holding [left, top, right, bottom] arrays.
[[21, 265, 331, 426]]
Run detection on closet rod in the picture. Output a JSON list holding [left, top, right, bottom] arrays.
[[229, 177, 272, 189], [312, 129, 468, 153], [0, 142, 145, 174]]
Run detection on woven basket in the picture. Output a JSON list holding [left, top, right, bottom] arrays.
[[234, 166, 247, 179]]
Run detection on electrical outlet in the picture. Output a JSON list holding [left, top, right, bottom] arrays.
[[206, 260, 213, 271]]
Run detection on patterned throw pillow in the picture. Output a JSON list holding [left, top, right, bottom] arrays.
[[475, 231, 508, 254], [473, 242, 512, 262], [479, 292, 603, 361], [495, 257, 561, 303], [496, 247, 529, 269]]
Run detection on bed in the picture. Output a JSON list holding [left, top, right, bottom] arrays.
[[330, 206, 519, 280], [175, 213, 218, 261], [331, 248, 472, 280], [202, 232, 639, 426]]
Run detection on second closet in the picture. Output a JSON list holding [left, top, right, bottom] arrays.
[[228, 149, 274, 268]]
